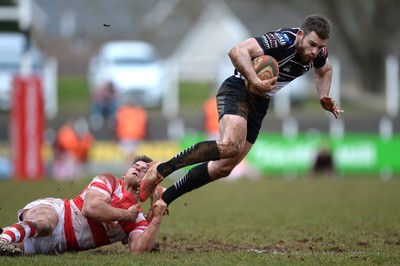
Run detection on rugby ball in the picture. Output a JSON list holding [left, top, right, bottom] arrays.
[[252, 55, 279, 80]]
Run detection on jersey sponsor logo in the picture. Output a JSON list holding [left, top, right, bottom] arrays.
[[274, 33, 286, 45], [282, 33, 292, 44], [267, 33, 278, 48], [283, 64, 291, 72], [261, 35, 270, 49]]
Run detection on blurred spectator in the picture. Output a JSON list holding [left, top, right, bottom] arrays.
[[53, 117, 94, 180], [114, 102, 148, 160], [90, 81, 116, 131], [311, 144, 336, 178], [0, 150, 11, 179], [203, 96, 219, 139]]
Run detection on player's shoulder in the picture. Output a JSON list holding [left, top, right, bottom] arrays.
[[313, 47, 329, 69], [257, 27, 298, 50], [96, 172, 117, 180], [273, 28, 298, 46], [277, 27, 298, 37], [93, 173, 119, 189]]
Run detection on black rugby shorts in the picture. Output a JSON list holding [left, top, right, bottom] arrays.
[[216, 76, 270, 144]]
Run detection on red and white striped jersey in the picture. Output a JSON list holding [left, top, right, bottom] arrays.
[[65, 173, 148, 251]]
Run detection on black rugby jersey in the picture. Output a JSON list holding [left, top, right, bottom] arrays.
[[232, 28, 328, 97], [255, 27, 328, 83]]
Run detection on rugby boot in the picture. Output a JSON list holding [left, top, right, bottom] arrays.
[[139, 162, 163, 202], [0, 239, 22, 256]]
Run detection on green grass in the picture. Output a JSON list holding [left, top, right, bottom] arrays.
[[56, 76, 212, 113], [179, 82, 212, 110], [57, 76, 90, 113], [0, 177, 399, 265]]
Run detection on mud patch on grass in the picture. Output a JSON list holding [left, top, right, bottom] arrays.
[[153, 237, 289, 254]]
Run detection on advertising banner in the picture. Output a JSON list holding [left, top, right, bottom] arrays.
[[180, 133, 400, 177]]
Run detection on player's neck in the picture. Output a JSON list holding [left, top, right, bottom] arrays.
[[125, 185, 139, 200]]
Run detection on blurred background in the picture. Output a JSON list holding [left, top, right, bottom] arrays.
[[0, 0, 399, 181]]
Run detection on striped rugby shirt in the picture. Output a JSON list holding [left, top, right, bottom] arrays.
[[64, 173, 148, 251]]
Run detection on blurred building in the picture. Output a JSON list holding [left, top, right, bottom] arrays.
[[0, 0, 57, 119], [28, 0, 307, 77]]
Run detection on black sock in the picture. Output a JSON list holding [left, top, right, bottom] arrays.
[[157, 140, 220, 178], [161, 162, 213, 205]]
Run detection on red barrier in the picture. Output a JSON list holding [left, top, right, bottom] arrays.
[[10, 75, 45, 180]]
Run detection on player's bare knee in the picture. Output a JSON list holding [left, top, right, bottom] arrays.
[[22, 207, 59, 237], [226, 142, 242, 158], [213, 164, 234, 178], [34, 218, 57, 236], [219, 141, 242, 158]]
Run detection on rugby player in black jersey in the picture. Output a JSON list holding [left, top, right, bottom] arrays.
[[140, 14, 343, 207]]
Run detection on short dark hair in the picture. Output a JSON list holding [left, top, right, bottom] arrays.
[[132, 155, 152, 164], [301, 14, 331, 40]]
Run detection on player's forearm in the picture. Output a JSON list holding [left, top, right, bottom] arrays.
[[129, 217, 163, 254], [82, 202, 130, 222], [229, 40, 262, 84], [314, 60, 333, 99], [315, 73, 331, 99]]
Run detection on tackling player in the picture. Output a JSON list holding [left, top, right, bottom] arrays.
[[0, 155, 167, 256]]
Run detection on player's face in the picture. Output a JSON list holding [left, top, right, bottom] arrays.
[[123, 160, 149, 185], [296, 30, 327, 64]]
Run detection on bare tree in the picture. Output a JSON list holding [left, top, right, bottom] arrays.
[[322, 0, 400, 93], [280, 0, 400, 93]]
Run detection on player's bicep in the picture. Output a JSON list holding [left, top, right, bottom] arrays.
[[82, 189, 110, 217], [230, 38, 264, 59], [85, 189, 110, 203]]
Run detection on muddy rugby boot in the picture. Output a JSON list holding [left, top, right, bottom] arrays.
[[139, 162, 163, 202]]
